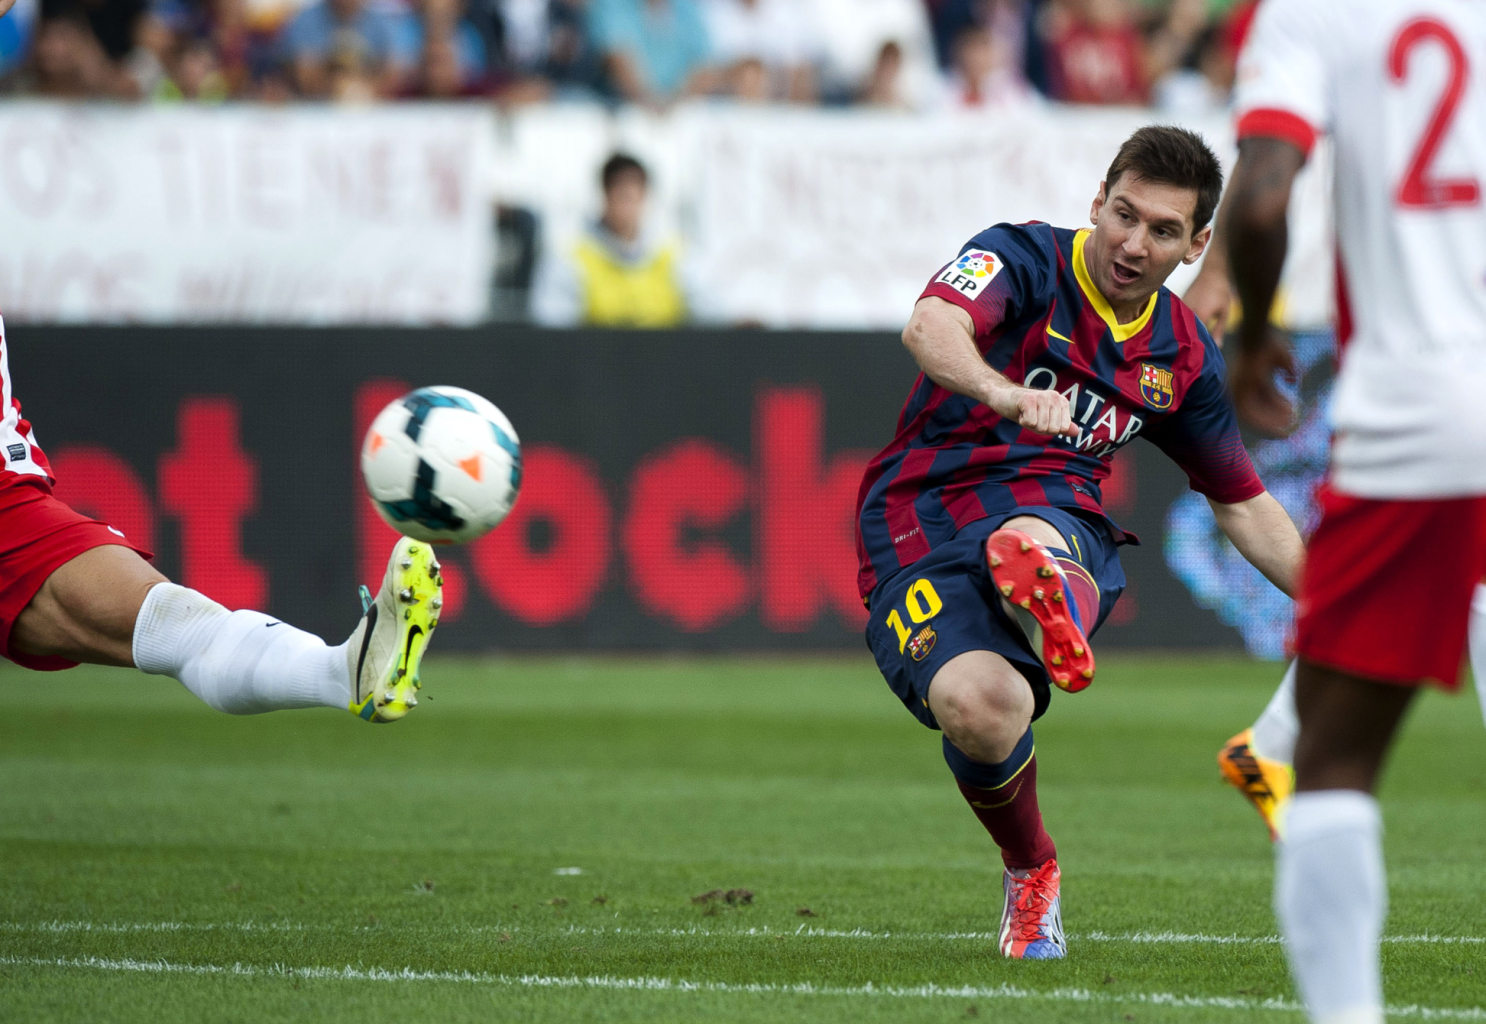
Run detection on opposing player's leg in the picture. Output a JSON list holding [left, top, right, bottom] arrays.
[[1217, 661, 1297, 840], [1223, 577, 1486, 841], [987, 514, 1102, 692], [1275, 487, 1486, 1024], [6, 493, 441, 721], [929, 651, 1064, 960], [1277, 661, 1413, 1024]]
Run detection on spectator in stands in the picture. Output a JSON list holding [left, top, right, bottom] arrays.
[[703, 0, 824, 104], [1038, 0, 1147, 106], [586, 0, 716, 108], [857, 39, 909, 108], [27, 8, 119, 97], [938, 19, 1035, 109], [392, 0, 490, 97], [531, 152, 692, 328], [282, 0, 407, 98], [463, 0, 597, 103]]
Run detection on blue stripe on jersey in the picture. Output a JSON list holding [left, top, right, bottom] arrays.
[[856, 222, 1262, 601]]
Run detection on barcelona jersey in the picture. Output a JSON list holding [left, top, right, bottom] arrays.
[[855, 222, 1263, 602]]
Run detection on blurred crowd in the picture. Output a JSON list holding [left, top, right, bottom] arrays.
[[0, 0, 1256, 114]]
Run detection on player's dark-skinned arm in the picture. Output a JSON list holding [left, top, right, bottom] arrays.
[[1183, 188, 1234, 344], [1225, 136, 1309, 438], [902, 296, 1079, 438], [1208, 490, 1305, 598]]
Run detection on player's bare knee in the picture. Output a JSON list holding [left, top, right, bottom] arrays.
[[931, 665, 1033, 762], [1000, 515, 1068, 550]]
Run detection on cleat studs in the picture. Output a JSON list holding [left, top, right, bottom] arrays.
[[1018, 598, 1031, 610], [1033, 587, 1045, 600], [408, 545, 421, 555], [431, 598, 443, 610], [1073, 646, 1085, 657], [1081, 668, 1094, 679], [1051, 655, 1064, 666], [399, 588, 414, 602], [431, 560, 441, 573], [404, 610, 412, 621], [1051, 591, 1063, 602], [1055, 673, 1070, 685], [400, 558, 413, 570], [999, 583, 1015, 597], [1036, 566, 1055, 578], [406, 697, 418, 708], [989, 555, 1002, 568], [383, 690, 396, 701], [1019, 541, 1031, 552]]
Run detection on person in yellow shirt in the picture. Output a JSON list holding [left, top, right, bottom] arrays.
[[532, 152, 690, 328]]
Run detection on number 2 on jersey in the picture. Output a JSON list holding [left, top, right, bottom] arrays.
[[885, 578, 944, 653], [1389, 17, 1482, 209]]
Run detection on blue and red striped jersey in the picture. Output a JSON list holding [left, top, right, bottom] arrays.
[[855, 221, 1264, 602]]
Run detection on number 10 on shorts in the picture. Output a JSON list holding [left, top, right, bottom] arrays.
[[885, 578, 944, 653]]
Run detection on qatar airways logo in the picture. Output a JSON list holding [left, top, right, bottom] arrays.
[[1022, 366, 1144, 458]]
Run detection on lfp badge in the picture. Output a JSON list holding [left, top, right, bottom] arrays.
[[1139, 363, 1175, 410]]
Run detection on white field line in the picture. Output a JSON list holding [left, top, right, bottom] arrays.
[[3, 920, 1483, 947], [4, 953, 1486, 1020]]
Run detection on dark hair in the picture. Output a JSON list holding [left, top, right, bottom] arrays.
[[601, 152, 648, 192], [1103, 125, 1223, 233]]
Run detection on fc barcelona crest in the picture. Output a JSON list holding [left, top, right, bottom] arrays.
[[1139, 363, 1175, 409], [908, 625, 937, 662]]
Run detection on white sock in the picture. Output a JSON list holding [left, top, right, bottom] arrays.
[[1250, 660, 1299, 763], [1469, 584, 1486, 727], [1275, 791, 1385, 1024], [132, 582, 351, 714]]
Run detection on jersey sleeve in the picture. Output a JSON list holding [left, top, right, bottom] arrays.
[[917, 223, 1055, 347], [1144, 333, 1265, 504], [1232, 0, 1339, 157]]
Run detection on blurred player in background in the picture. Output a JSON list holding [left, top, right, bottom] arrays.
[[0, 312, 441, 724], [856, 124, 1305, 960], [1221, 0, 1486, 1019]]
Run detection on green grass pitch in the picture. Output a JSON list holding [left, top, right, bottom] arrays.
[[1, 653, 1482, 1023]]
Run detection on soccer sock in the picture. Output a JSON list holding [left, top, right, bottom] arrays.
[[943, 729, 1056, 870], [1043, 547, 1096, 634], [1469, 583, 1486, 728], [132, 582, 351, 715], [1275, 791, 1386, 1024], [1250, 660, 1299, 764]]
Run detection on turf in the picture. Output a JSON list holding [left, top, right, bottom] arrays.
[[1, 654, 1482, 1023]]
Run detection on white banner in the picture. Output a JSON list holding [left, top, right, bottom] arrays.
[[0, 103, 496, 325], [675, 106, 1333, 330]]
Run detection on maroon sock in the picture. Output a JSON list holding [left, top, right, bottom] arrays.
[[955, 753, 1056, 870]]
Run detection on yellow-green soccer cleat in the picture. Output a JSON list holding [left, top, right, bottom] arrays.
[[346, 537, 443, 723], [1217, 729, 1294, 840]]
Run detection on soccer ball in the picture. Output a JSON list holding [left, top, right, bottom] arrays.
[[360, 386, 522, 544]]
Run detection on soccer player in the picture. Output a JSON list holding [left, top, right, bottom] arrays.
[[1222, 0, 1486, 1019], [0, 312, 441, 723], [855, 124, 1306, 960]]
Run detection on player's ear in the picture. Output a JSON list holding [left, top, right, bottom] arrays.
[[1183, 225, 1212, 265], [1090, 183, 1107, 224]]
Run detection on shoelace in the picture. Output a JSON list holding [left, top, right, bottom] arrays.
[[1008, 865, 1056, 936]]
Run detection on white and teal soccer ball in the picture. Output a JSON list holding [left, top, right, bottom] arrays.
[[360, 386, 522, 545]]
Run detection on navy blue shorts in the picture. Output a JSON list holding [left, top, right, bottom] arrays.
[[864, 506, 1126, 729]]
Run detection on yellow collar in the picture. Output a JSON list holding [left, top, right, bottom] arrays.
[[1073, 229, 1157, 342]]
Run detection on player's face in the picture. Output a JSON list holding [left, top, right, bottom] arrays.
[[1087, 174, 1211, 319]]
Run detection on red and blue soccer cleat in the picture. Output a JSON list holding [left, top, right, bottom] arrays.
[[999, 858, 1066, 959], [986, 529, 1095, 692]]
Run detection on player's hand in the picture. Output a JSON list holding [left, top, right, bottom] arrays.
[[1229, 328, 1299, 438], [1183, 266, 1232, 346], [987, 383, 1078, 438]]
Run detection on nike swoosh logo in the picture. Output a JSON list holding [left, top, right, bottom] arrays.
[[1046, 326, 1072, 344], [354, 604, 379, 692], [264, 621, 282, 628], [400, 624, 424, 675]]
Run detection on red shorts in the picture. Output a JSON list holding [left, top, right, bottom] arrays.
[[1295, 484, 1486, 689], [0, 479, 153, 671]]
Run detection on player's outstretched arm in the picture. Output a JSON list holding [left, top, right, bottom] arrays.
[[901, 296, 1077, 437], [1207, 490, 1304, 598]]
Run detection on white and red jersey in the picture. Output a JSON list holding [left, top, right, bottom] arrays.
[[0, 313, 54, 486], [1235, 0, 1486, 498]]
